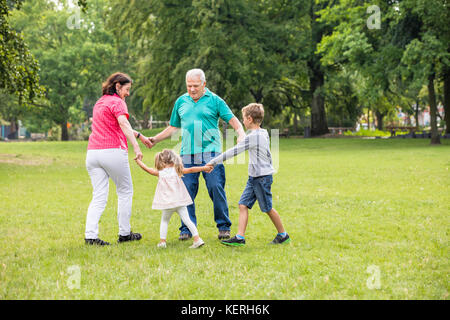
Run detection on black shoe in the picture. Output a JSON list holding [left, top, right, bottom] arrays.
[[221, 235, 245, 247], [218, 230, 231, 240], [178, 233, 192, 241], [270, 233, 291, 245], [85, 238, 110, 246], [117, 231, 142, 243]]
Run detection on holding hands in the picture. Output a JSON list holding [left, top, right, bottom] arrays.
[[204, 164, 214, 173], [136, 132, 154, 149]]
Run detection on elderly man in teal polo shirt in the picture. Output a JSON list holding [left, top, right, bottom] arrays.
[[150, 69, 246, 240]]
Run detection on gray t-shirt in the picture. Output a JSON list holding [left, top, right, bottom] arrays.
[[208, 128, 274, 177]]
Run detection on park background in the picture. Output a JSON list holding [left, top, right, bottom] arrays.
[[0, 0, 449, 299]]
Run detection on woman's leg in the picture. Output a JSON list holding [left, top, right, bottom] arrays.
[[85, 151, 110, 239], [103, 149, 134, 237]]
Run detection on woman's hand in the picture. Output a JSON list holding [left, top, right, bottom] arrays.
[[139, 134, 154, 148], [134, 146, 143, 161]]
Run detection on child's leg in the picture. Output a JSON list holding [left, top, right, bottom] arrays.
[[177, 206, 200, 242], [237, 204, 250, 237], [265, 208, 285, 234], [160, 209, 175, 242]]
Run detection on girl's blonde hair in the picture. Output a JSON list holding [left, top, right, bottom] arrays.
[[154, 149, 184, 176]]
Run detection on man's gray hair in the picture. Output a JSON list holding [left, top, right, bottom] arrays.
[[186, 68, 206, 83]]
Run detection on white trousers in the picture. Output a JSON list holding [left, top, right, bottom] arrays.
[[160, 206, 198, 240], [85, 149, 133, 239]]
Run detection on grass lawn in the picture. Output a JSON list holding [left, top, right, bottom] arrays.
[[0, 136, 449, 299]]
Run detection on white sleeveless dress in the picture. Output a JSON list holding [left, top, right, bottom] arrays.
[[152, 167, 193, 210]]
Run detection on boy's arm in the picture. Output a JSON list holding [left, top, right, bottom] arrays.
[[207, 135, 250, 167], [135, 159, 159, 176]]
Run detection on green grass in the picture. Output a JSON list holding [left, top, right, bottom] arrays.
[[344, 129, 391, 137], [0, 138, 449, 299]]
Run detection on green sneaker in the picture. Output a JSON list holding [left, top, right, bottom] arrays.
[[270, 233, 291, 245], [221, 235, 245, 247]]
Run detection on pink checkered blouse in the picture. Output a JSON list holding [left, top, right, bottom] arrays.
[[88, 94, 129, 151]]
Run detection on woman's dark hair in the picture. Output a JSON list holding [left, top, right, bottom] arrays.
[[102, 72, 133, 95]]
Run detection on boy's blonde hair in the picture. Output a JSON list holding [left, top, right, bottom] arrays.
[[154, 149, 184, 176], [242, 103, 264, 124]]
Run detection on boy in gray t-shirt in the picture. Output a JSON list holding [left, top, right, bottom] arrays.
[[207, 103, 290, 246]]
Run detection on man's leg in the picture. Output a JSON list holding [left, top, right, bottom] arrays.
[[203, 163, 231, 233], [181, 155, 200, 236]]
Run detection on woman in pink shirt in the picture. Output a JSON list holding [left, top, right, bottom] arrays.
[[85, 72, 152, 245]]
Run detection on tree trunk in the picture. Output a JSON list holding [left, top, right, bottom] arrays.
[[444, 67, 450, 134], [375, 110, 384, 130], [428, 73, 440, 145], [250, 88, 264, 103], [309, 69, 328, 136], [415, 99, 420, 130], [7, 119, 18, 139], [61, 121, 69, 141], [143, 109, 151, 129], [293, 111, 299, 134]]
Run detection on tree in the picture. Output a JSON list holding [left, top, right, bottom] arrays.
[[316, 0, 450, 143], [0, 0, 44, 137], [0, 0, 43, 102], [108, 0, 291, 120], [317, 1, 405, 132], [10, 0, 118, 140], [399, 0, 450, 144]]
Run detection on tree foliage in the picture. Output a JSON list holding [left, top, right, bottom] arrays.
[[2, 0, 448, 139], [0, 0, 42, 103], [10, 0, 119, 140]]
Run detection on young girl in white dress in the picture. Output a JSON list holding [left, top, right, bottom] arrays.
[[135, 149, 213, 248]]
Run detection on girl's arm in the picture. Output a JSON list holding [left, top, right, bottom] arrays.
[[135, 159, 159, 176], [183, 166, 213, 174]]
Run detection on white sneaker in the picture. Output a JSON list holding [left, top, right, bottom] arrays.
[[189, 238, 205, 249], [157, 242, 167, 248]]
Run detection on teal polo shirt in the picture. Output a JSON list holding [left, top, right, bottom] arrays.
[[169, 88, 235, 155]]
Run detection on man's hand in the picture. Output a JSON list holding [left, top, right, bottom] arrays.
[[229, 116, 246, 143], [140, 135, 154, 149], [237, 133, 246, 144]]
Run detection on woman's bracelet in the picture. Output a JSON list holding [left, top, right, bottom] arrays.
[[136, 132, 141, 139]]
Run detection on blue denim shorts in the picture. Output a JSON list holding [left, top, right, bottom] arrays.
[[238, 175, 273, 213]]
